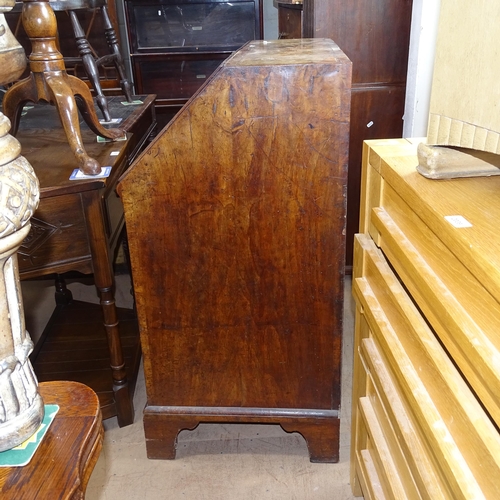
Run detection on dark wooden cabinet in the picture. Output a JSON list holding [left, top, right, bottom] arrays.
[[118, 39, 352, 463], [277, 1, 303, 39], [279, 0, 413, 268], [124, 0, 263, 131]]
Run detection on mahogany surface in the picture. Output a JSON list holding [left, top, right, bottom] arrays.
[[281, 0, 413, 267], [14, 95, 156, 426], [277, 2, 303, 39], [0, 381, 103, 500], [118, 39, 352, 462]]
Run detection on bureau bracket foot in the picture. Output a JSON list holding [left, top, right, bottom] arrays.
[[143, 406, 340, 463]]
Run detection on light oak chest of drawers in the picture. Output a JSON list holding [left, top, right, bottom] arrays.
[[350, 138, 500, 499]]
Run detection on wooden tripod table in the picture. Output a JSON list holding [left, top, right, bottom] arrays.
[[0, 381, 103, 499], [3, 0, 125, 175], [15, 95, 155, 427]]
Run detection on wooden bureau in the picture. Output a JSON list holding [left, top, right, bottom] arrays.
[[350, 138, 500, 498], [118, 39, 352, 463]]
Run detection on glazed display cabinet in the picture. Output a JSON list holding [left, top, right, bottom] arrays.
[[124, 0, 263, 130]]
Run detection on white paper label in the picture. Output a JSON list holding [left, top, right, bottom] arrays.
[[444, 215, 472, 228]]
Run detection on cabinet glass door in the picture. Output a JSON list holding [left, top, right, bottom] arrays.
[[131, 1, 257, 51]]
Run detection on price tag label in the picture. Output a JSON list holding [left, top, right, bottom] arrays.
[[444, 215, 472, 228]]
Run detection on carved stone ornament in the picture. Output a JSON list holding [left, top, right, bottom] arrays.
[[0, 1, 44, 453]]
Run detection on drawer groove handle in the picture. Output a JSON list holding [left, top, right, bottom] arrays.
[[360, 337, 447, 499], [372, 207, 500, 412], [358, 448, 388, 500], [359, 396, 407, 499], [355, 277, 486, 500], [352, 235, 500, 499]]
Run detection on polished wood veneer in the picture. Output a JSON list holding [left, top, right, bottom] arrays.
[[0, 381, 103, 500], [278, 0, 413, 267], [118, 39, 352, 462]]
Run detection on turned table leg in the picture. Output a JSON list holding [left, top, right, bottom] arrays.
[[68, 10, 112, 122], [101, 5, 133, 103], [82, 189, 134, 427], [54, 274, 73, 305], [2, 0, 125, 175]]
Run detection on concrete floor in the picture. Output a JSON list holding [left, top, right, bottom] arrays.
[[22, 274, 357, 500]]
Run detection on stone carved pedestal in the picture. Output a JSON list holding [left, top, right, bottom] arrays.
[[0, 0, 43, 453], [0, 112, 43, 452]]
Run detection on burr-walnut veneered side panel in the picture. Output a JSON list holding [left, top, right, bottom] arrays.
[[118, 39, 351, 460]]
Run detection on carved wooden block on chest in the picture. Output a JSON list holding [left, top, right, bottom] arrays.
[[118, 39, 352, 462]]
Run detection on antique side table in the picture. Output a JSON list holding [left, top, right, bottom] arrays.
[[0, 381, 103, 499], [13, 95, 156, 426]]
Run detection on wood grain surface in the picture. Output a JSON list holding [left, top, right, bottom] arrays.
[[119, 39, 352, 462], [0, 381, 103, 500], [351, 138, 500, 498]]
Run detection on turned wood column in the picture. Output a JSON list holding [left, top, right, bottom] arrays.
[[0, 0, 44, 452], [2, 0, 125, 175]]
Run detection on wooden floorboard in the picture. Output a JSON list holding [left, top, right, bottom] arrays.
[[31, 300, 142, 421]]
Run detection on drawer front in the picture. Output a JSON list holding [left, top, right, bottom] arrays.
[[358, 338, 445, 500], [371, 182, 500, 428], [18, 194, 92, 277], [132, 55, 227, 99], [278, 5, 302, 39], [352, 234, 500, 499]]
